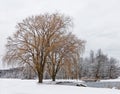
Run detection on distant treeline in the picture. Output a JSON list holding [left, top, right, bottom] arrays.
[[1, 49, 120, 80]]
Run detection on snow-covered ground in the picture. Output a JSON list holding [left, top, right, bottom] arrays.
[[0, 79, 120, 94], [101, 77, 120, 82]]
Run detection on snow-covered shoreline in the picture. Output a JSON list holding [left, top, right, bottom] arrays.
[[0, 78, 120, 94]]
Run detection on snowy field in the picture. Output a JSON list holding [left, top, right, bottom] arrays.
[[0, 79, 120, 94]]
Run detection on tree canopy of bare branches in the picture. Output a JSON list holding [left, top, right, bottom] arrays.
[[46, 33, 85, 81], [3, 13, 85, 83]]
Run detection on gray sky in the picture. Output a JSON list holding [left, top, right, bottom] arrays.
[[0, 0, 120, 68]]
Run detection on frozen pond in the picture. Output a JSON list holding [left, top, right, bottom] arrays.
[[83, 82, 120, 89]]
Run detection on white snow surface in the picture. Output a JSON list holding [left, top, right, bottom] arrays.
[[0, 79, 120, 94], [101, 77, 120, 82]]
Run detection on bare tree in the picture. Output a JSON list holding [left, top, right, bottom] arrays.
[[108, 57, 118, 79], [79, 49, 120, 80], [3, 13, 72, 83], [22, 64, 36, 79], [46, 33, 85, 81], [95, 49, 105, 79], [89, 50, 95, 63]]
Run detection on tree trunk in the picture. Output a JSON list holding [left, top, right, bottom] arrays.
[[52, 74, 56, 81], [38, 72, 43, 83]]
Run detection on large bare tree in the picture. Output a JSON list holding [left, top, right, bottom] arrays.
[[3, 13, 72, 83]]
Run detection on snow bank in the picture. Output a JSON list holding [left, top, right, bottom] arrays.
[[0, 79, 120, 94]]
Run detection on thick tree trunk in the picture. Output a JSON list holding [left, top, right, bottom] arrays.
[[38, 73, 43, 83], [52, 75, 56, 81]]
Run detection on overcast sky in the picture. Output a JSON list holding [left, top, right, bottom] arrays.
[[0, 0, 120, 68]]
